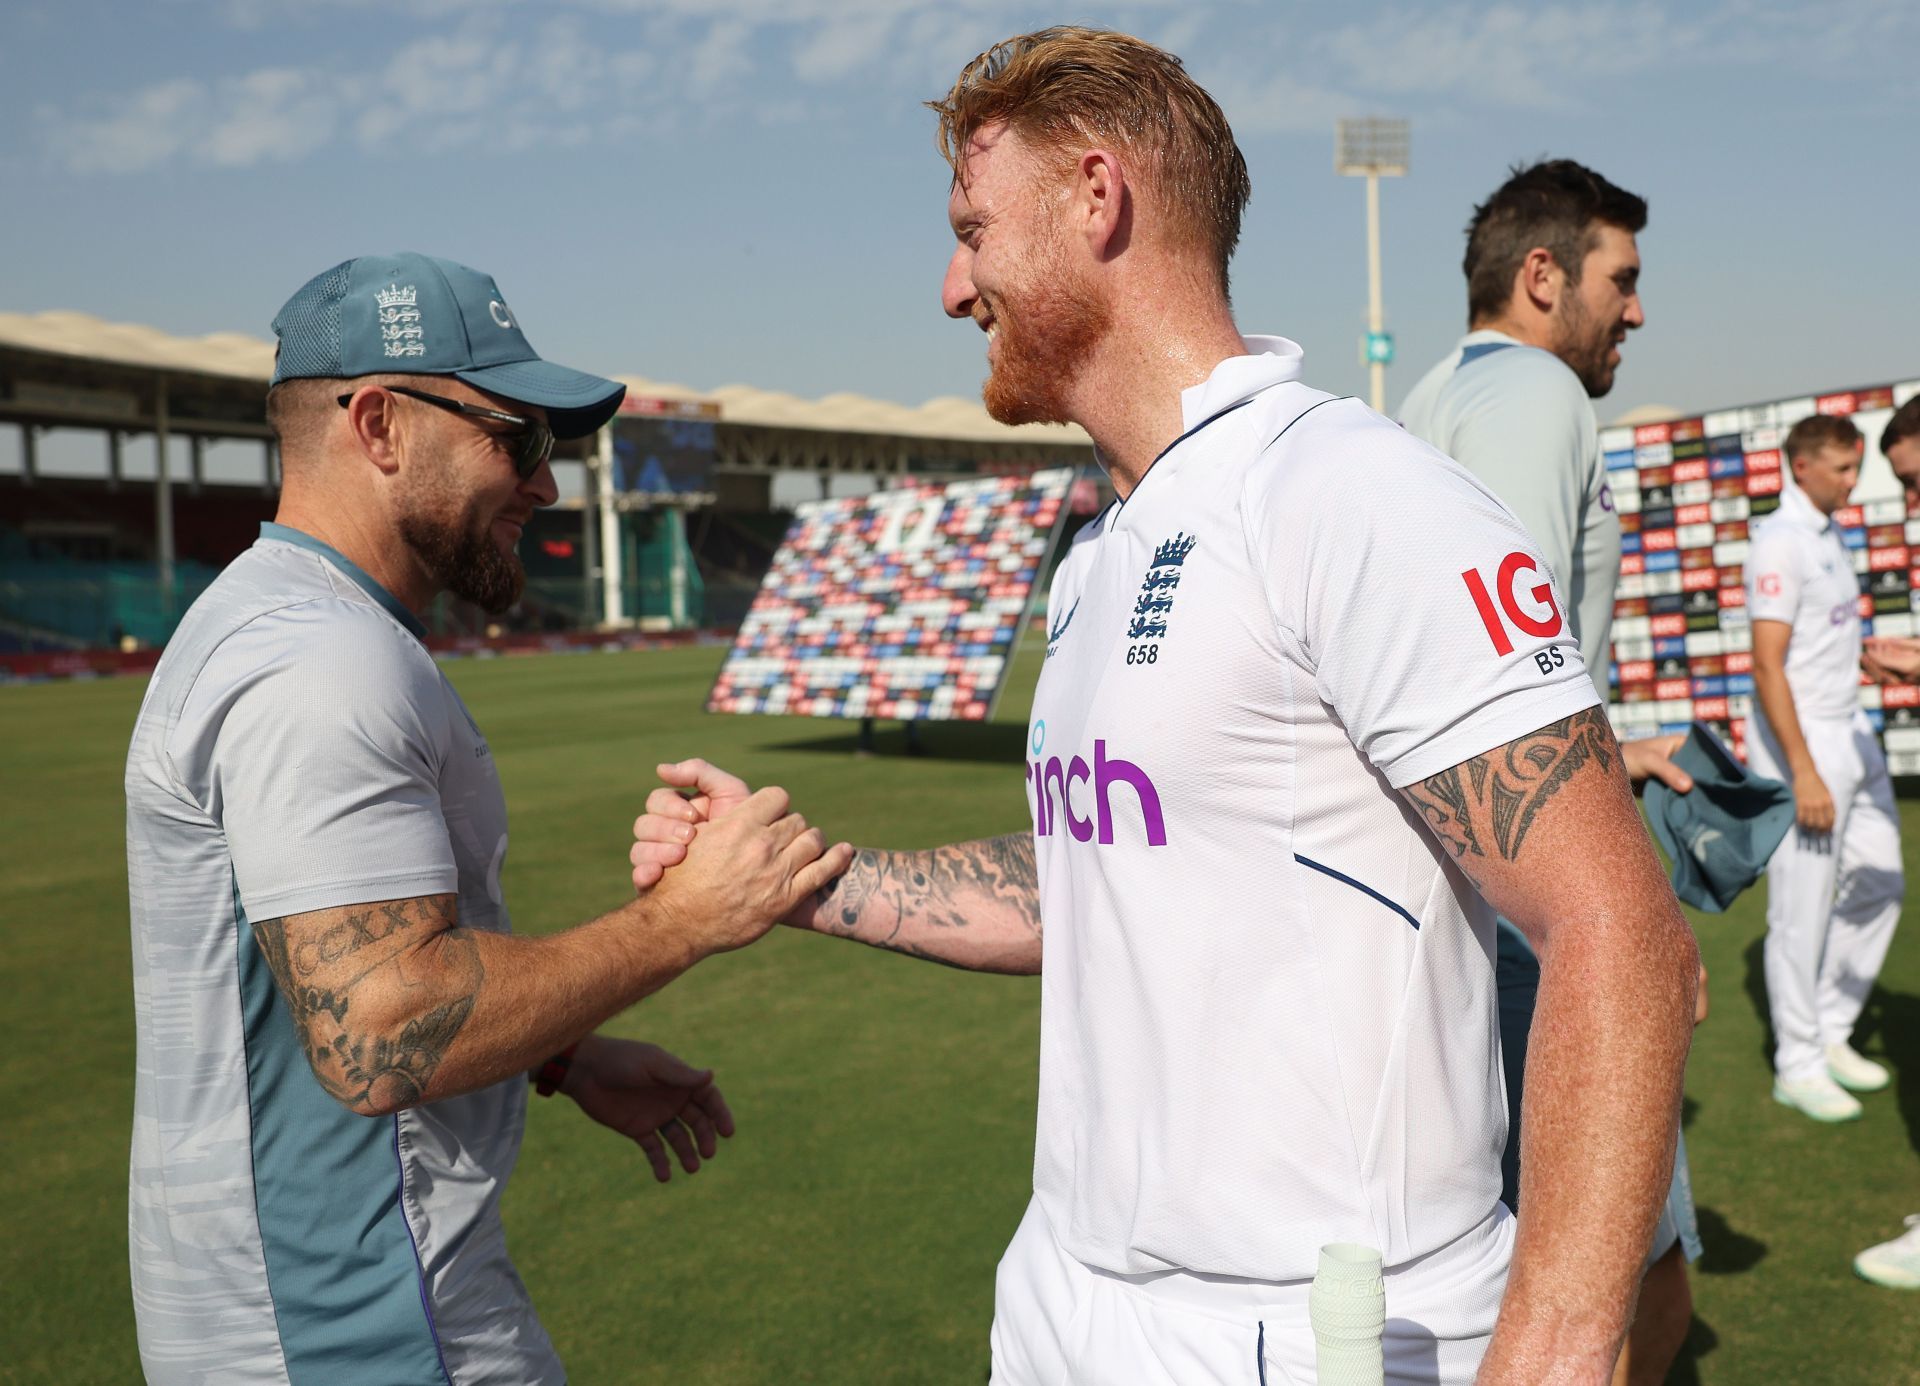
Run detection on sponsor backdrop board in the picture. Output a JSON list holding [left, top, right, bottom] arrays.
[[1604, 377, 1920, 774], [708, 469, 1075, 721]]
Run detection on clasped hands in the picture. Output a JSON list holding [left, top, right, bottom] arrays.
[[1862, 635, 1920, 686], [631, 762, 852, 949], [571, 762, 850, 1181]]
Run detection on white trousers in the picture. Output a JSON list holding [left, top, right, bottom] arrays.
[[988, 1197, 1511, 1385], [1744, 710, 1904, 1082]]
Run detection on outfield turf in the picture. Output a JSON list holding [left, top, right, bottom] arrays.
[[2, 644, 1915, 1384]]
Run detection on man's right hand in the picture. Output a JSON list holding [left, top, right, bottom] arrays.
[[1863, 635, 1920, 683], [630, 759, 753, 890], [643, 784, 851, 955], [1791, 766, 1836, 834], [1620, 733, 1693, 795]]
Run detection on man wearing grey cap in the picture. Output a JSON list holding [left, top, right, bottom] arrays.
[[123, 252, 851, 1384]]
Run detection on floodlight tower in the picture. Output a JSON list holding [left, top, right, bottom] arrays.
[[1335, 118, 1409, 413]]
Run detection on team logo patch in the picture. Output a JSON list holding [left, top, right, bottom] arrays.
[[1125, 533, 1196, 665], [377, 283, 426, 359]]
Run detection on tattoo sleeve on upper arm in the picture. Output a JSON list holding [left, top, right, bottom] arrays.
[[1402, 708, 1617, 872], [812, 833, 1040, 964], [251, 893, 483, 1112]]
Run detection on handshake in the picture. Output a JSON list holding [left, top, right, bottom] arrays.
[[1862, 636, 1920, 686], [625, 759, 852, 959]]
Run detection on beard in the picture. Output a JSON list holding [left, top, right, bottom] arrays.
[[980, 245, 1112, 426], [398, 479, 525, 615], [1552, 291, 1622, 399]]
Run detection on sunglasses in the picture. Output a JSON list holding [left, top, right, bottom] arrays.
[[336, 385, 555, 479]]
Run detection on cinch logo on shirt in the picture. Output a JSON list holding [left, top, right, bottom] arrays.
[[1026, 731, 1167, 846], [1462, 551, 1566, 671]]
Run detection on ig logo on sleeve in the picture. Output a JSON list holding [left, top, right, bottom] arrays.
[[1462, 552, 1567, 673]]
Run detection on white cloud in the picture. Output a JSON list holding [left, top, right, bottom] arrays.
[[380, 30, 516, 121], [46, 78, 205, 174], [1208, 69, 1362, 138], [526, 18, 599, 110], [608, 48, 657, 84], [1314, 3, 1703, 109], [1213, 0, 1919, 131], [203, 68, 337, 166], [791, 16, 897, 84], [44, 0, 1918, 175], [688, 18, 754, 92]]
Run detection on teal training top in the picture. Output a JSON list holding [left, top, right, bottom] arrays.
[[125, 524, 561, 1385]]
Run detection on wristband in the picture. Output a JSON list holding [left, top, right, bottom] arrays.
[[532, 1041, 580, 1097]]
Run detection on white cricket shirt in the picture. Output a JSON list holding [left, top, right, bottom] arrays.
[[1745, 479, 1863, 724], [1397, 330, 1620, 701], [1025, 337, 1600, 1281]]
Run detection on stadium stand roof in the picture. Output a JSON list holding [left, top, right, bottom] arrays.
[[0, 310, 1090, 447], [1609, 403, 1685, 427], [0, 310, 275, 381]]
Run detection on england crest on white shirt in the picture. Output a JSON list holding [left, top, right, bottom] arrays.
[[1125, 532, 1196, 665]]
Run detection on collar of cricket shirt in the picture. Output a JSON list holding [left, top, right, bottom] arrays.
[[1176, 335, 1306, 433]]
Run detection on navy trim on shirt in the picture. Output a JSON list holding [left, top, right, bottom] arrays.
[[259, 522, 429, 640], [1258, 395, 1346, 455], [1458, 341, 1519, 369], [1294, 853, 1421, 931], [1112, 396, 1257, 516]]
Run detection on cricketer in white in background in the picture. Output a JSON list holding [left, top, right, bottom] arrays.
[[1745, 412, 1903, 1125]]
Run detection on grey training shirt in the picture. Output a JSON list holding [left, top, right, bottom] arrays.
[[125, 523, 560, 1385], [1399, 330, 1623, 701]]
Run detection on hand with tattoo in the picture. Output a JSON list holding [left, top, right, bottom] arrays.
[[633, 759, 1043, 974]]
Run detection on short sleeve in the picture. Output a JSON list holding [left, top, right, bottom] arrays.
[[1439, 355, 1596, 598], [1252, 405, 1600, 788], [170, 600, 458, 920], [1745, 527, 1803, 625]]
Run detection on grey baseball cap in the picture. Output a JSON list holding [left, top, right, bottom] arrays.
[[270, 252, 625, 439]]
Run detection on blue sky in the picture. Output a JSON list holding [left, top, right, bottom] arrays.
[[3, 0, 1916, 423]]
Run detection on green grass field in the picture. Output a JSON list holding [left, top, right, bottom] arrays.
[[3, 645, 1916, 1384]]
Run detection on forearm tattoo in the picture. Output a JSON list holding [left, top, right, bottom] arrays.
[[252, 894, 483, 1111], [811, 833, 1041, 965], [1402, 708, 1617, 878]]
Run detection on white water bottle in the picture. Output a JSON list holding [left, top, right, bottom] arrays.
[[1309, 1242, 1385, 1386]]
